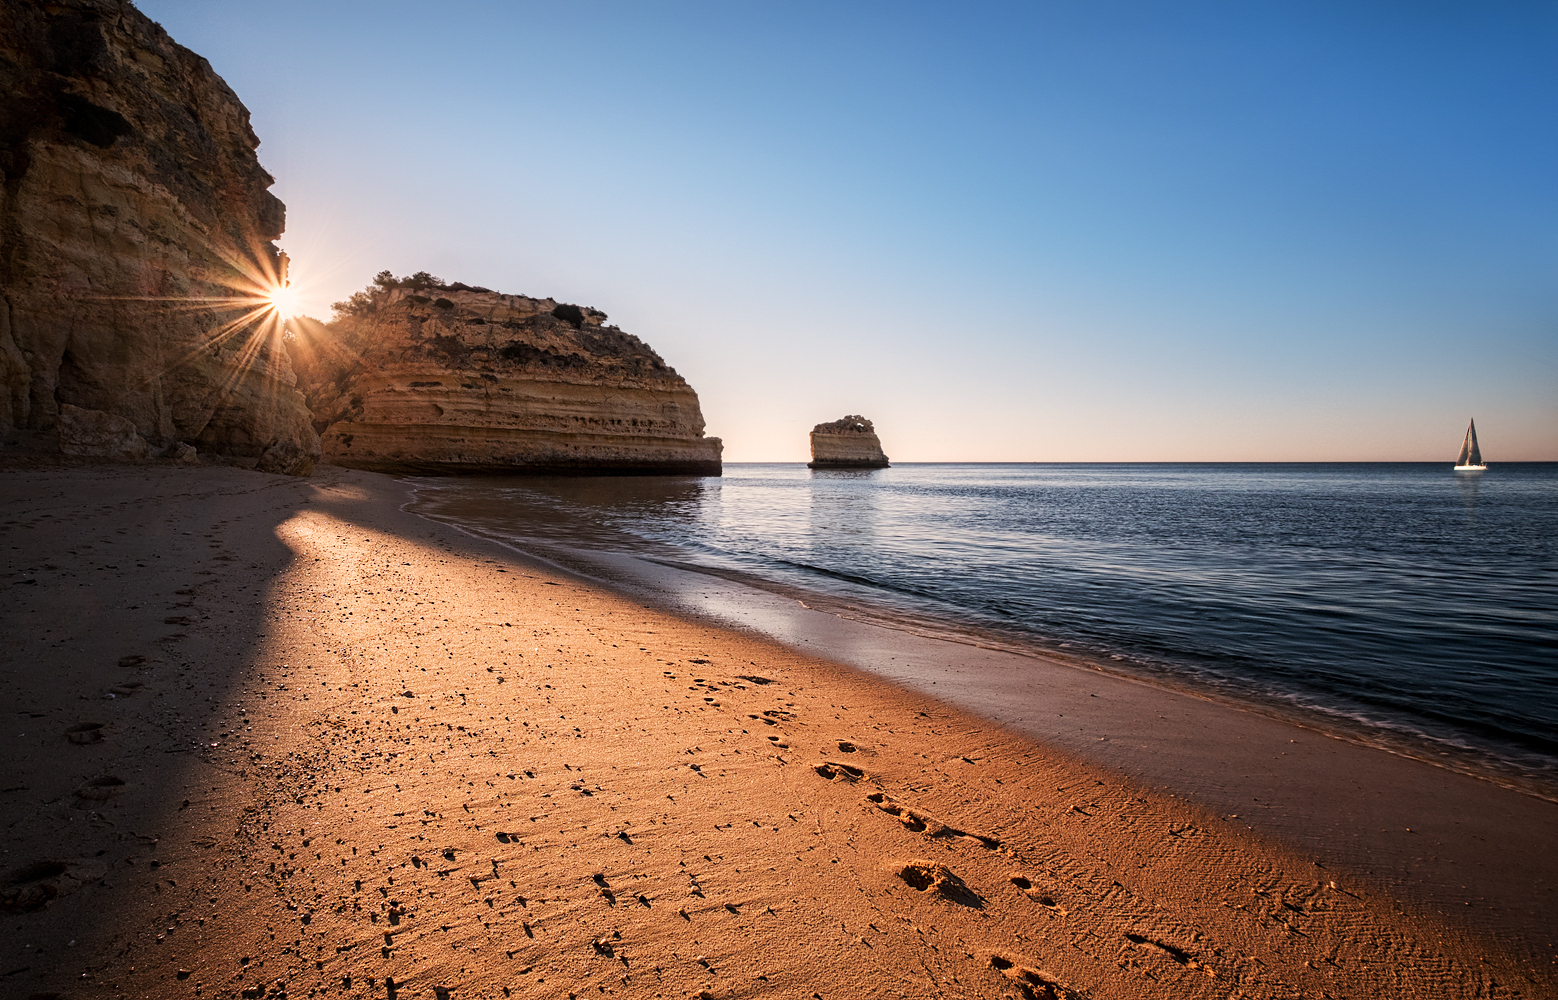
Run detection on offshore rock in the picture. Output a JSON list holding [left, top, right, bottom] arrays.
[[0, 0, 320, 472], [290, 285, 722, 476], [809, 414, 889, 469]]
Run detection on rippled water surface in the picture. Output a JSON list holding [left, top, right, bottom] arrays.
[[410, 463, 1558, 792]]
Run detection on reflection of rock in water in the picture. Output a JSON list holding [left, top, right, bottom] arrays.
[[809, 467, 881, 544], [290, 282, 722, 476], [408, 475, 713, 552], [808, 415, 889, 469], [524, 473, 711, 515]]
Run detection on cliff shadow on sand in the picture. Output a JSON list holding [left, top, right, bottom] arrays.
[[0, 465, 327, 992]]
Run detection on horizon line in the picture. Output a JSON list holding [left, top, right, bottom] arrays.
[[717, 459, 1558, 466]]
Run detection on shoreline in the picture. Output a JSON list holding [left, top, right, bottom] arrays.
[[1, 462, 1553, 998], [403, 482, 1558, 949], [402, 471, 1558, 805], [627, 558, 1558, 805]]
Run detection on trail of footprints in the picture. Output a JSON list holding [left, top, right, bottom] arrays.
[[808, 722, 1232, 998], [682, 644, 1369, 994], [16, 639, 1304, 998], [809, 743, 1096, 996], [14, 643, 204, 917], [6, 649, 156, 911]]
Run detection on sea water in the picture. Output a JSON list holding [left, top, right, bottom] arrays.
[[408, 463, 1558, 795]]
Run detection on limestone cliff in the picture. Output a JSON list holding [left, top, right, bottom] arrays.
[[289, 280, 722, 476], [809, 414, 889, 469], [0, 0, 319, 473]]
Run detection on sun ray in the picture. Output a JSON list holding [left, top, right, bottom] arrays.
[[59, 219, 325, 443], [74, 227, 312, 401], [153, 303, 277, 380]]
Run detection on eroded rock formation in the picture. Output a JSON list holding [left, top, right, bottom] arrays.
[[0, 0, 319, 474], [289, 280, 722, 476], [809, 414, 889, 469]]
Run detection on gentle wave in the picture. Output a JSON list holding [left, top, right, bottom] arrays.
[[406, 462, 1558, 797]]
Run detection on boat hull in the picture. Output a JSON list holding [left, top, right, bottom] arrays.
[[1454, 464, 1487, 472]]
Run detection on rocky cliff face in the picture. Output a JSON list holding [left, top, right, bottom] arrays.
[[289, 283, 722, 476], [809, 414, 889, 469], [0, 0, 319, 473]]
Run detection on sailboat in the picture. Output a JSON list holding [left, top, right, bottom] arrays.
[[1454, 418, 1487, 472]]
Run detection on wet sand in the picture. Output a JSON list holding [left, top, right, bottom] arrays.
[[1, 463, 1553, 999], [500, 543, 1558, 947]]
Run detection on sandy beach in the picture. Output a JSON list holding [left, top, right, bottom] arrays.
[[2, 462, 1553, 1000]]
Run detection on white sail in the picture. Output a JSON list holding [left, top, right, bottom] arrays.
[[1455, 418, 1486, 471]]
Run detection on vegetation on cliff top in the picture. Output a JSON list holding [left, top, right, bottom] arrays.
[[322, 272, 668, 370], [813, 415, 878, 434], [330, 271, 595, 328]]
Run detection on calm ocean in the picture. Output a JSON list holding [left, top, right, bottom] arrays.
[[407, 463, 1558, 796]]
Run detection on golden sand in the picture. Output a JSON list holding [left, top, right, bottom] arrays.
[[1, 464, 1550, 999]]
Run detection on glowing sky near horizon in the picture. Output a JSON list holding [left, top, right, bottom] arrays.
[[138, 0, 1556, 461]]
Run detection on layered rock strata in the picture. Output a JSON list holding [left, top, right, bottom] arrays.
[[0, 0, 319, 474], [290, 285, 722, 475], [809, 414, 889, 468]]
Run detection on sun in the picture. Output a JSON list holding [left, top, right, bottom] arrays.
[[266, 282, 300, 321]]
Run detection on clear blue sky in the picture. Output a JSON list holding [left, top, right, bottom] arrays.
[[138, 0, 1557, 461]]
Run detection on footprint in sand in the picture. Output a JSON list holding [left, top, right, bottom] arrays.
[[66, 722, 105, 745], [1009, 875, 1067, 913], [895, 861, 983, 908], [867, 792, 1001, 849], [1124, 932, 1215, 977], [118, 654, 147, 668], [814, 761, 864, 782], [107, 679, 145, 698], [836, 741, 858, 753], [867, 792, 929, 832], [1, 860, 68, 911], [74, 774, 125, 803], [989, 954, 1080, 1000]]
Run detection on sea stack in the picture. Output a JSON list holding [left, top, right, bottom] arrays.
[[808, 414, 889, 469], [289, 278, 722, 476], [0, 0, 320, 474]]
